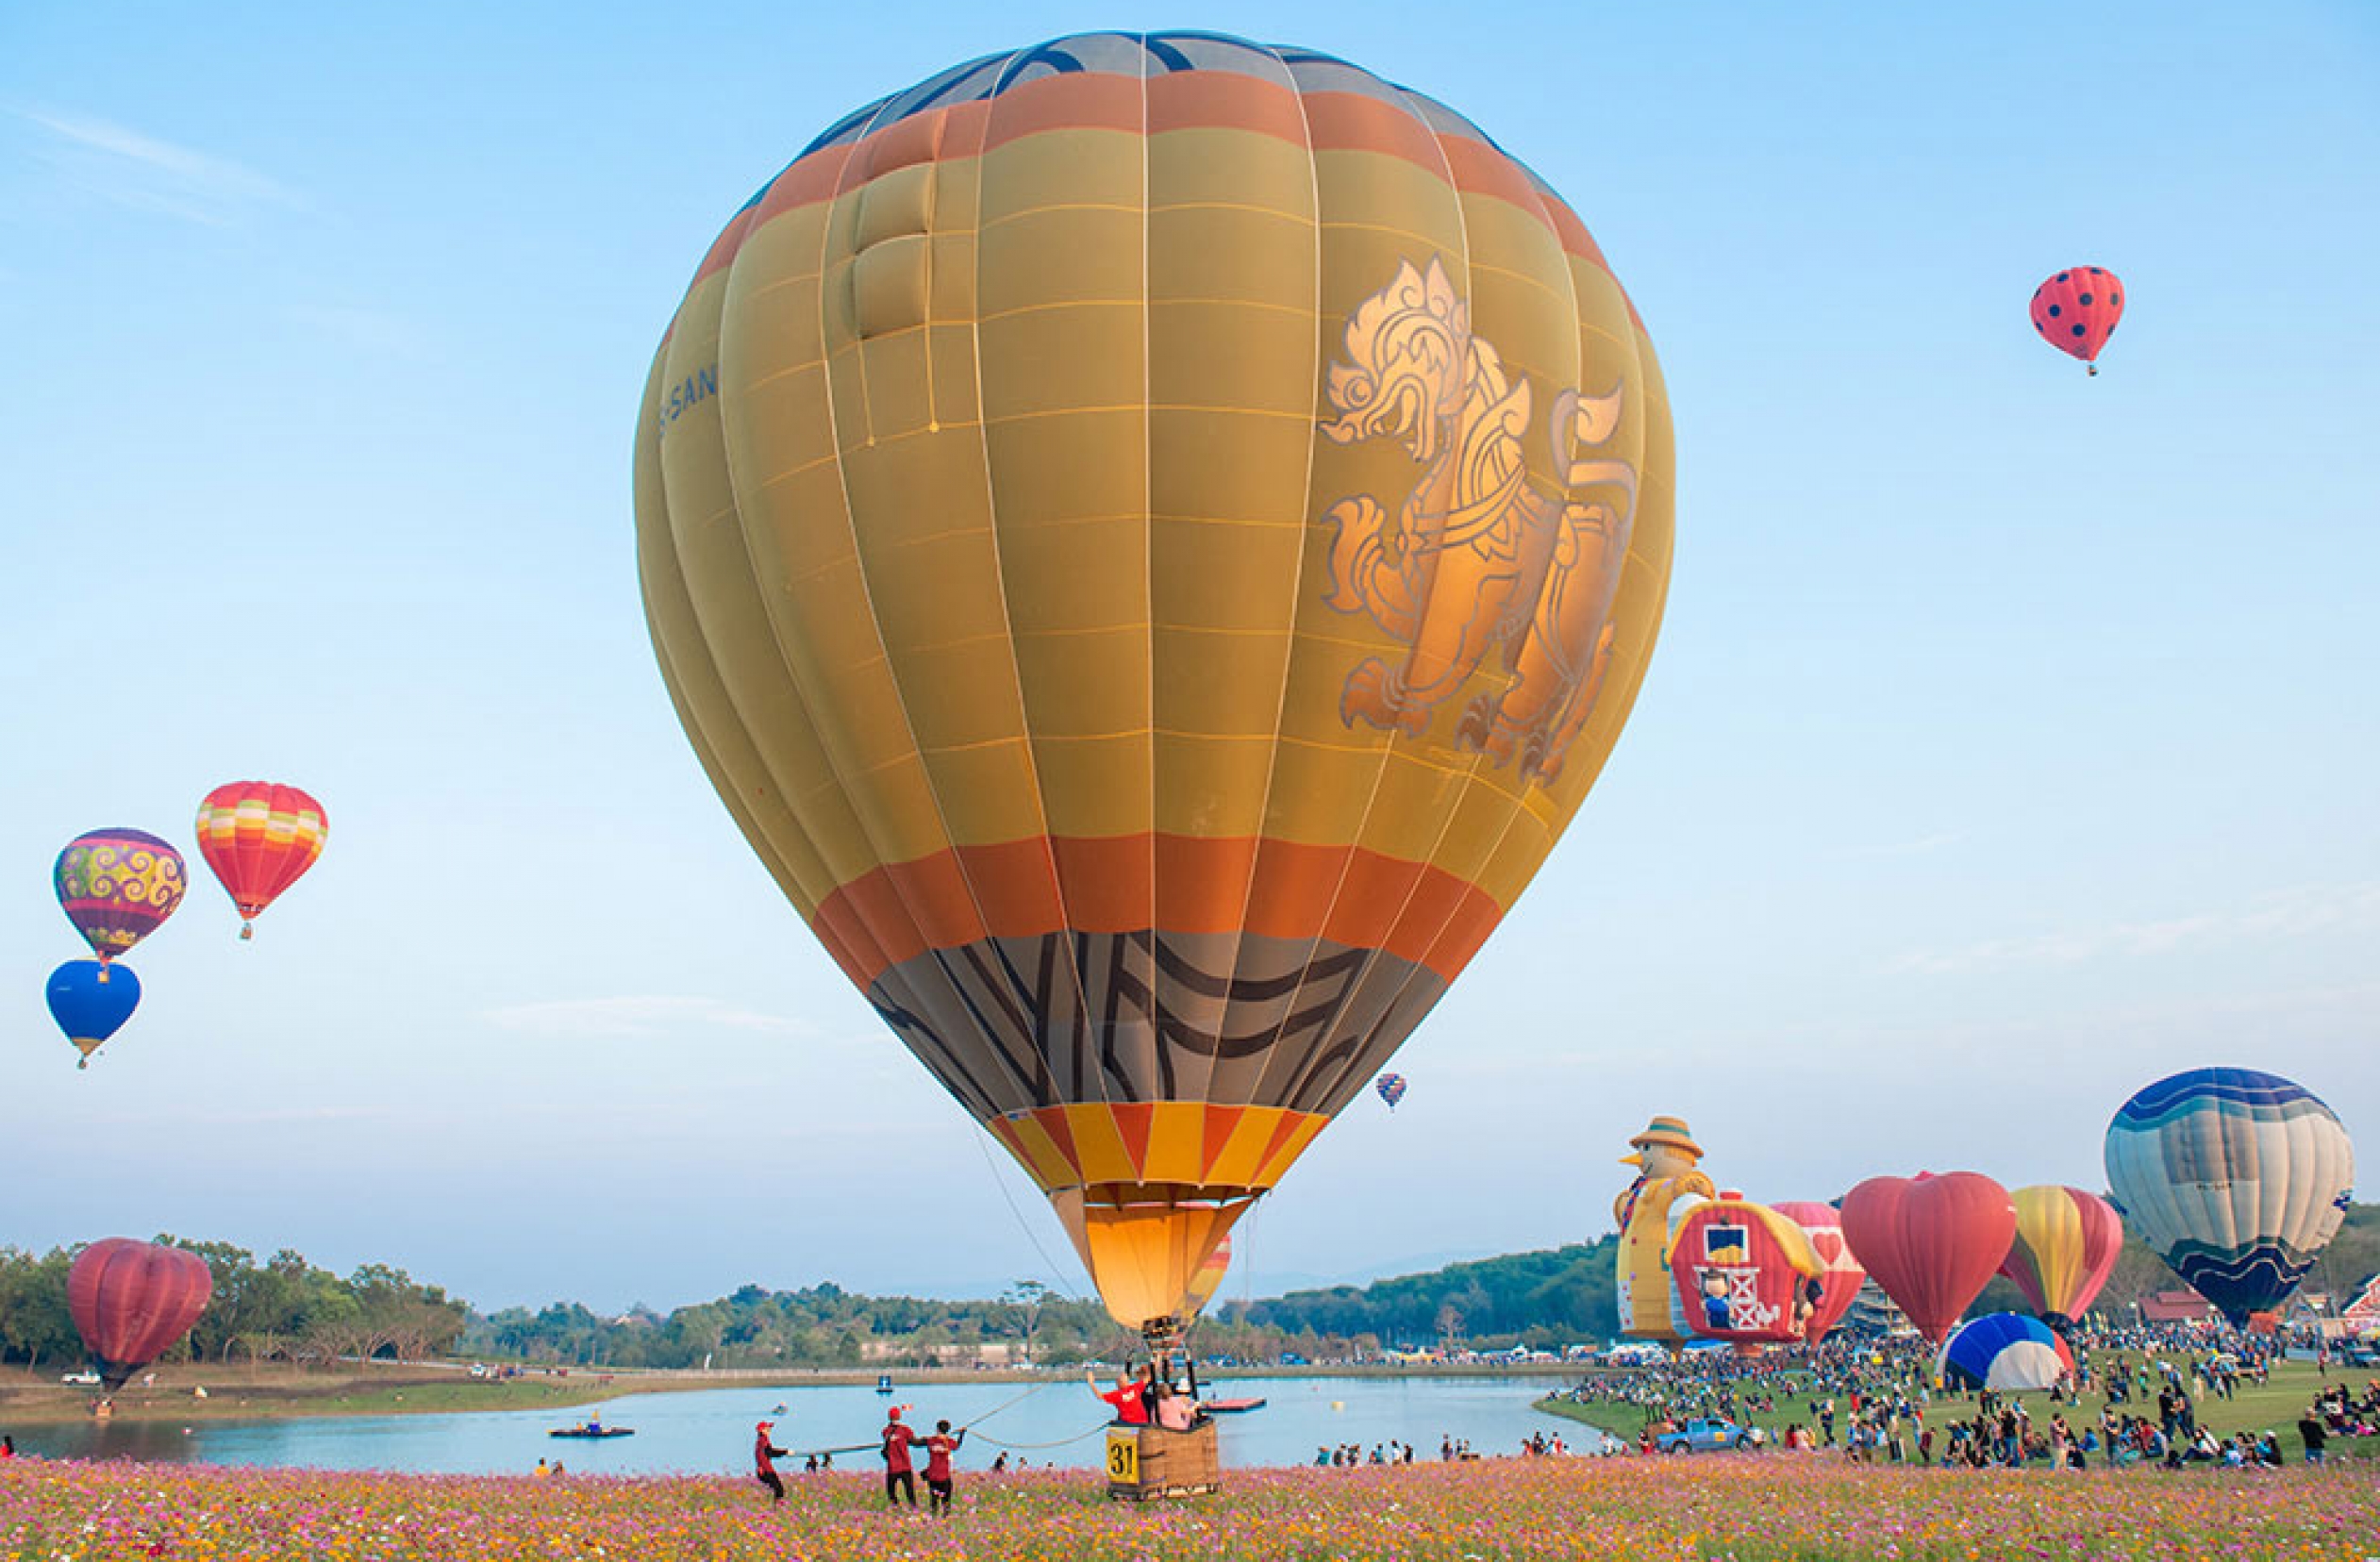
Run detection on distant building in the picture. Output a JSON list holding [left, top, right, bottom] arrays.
[[2138, 1288, 2218, 1324], [2338, 1274, 2380, 1333], [1839, 1278, 1910, 1338]]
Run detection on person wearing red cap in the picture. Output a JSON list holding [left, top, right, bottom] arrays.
[[754, 1421, 791, 1504], [880, 1404, 921, 1508]]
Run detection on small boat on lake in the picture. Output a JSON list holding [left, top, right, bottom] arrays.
[[1204, 1397, 1267, 1414], [874, 1374, 894, 1394], [549, 1421, 634, 1439]]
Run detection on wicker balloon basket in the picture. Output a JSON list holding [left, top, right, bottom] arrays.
[[1104, 1421, 1221, 1501]]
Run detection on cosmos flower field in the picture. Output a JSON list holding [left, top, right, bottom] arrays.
[[5, 1458, 2378, 1561]]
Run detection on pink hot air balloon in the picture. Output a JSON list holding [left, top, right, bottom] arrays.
[[67, 1239, 214, 1391], [1839, 1172, 2017, 1345], [1773, 1200, 1865, 1347]]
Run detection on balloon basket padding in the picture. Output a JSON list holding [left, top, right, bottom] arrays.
[[1105, 1421, 1222, 1502]]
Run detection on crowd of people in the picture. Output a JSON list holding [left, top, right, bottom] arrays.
[[1556, 1323, 2376, 1474]]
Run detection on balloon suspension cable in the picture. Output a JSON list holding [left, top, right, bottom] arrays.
[[965, 1421, 1112, 1452], [967, 1124, 1083, 1302], [965, 1376, 1060, 1430]]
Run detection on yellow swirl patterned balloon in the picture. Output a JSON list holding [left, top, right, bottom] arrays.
[[636, 33, 1674, 1331]]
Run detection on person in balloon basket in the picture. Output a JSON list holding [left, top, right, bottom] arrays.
[[880, 1404, 922, 1507], [1089, 1366, 1154, 1425], [921, 1419, 966, 1516], [754, 1421, 791, 1504]]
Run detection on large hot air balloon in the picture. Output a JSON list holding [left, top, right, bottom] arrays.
[[1668, 1192, 1823, 1344], [1374, 1073, 1407, 1111], [1839, 1172, 2017, 1345], [2105, 1068, 2355, 1327], [55, 829, 186, 965], [46, 960, 141, 1068], [194, 782, 329, 939], [1772, 1200, 1865, 1347], [636, 33, 1674, 1339], [67, 1239, 213, 1392], [1182, 1232, 1232, 1317], [1939, 1311, 2074, 1393], [2029, 266, 2123, 375], [1999, 1185, 2123, 1330]]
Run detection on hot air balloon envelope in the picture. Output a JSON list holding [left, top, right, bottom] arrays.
[[46, 960, 141, 1063], [2000, 1185, 2123, 1329], [636, 31, 1676, 1333], [1772, 1199, 1865, 1347], [2105, 1068, 2355, 1326], [1939, 1311, 2074, 1392], [2029, 266, 2123, 371], [194, 782, 328, 939], [1669, 1195, 1824, 1343], [67, 1239, 213, 1391], [1839, 1172, 2017, 1345], [55, 829, 186, 961], [1182, 1232, 1232, 1317], [1374, 1073, 1407, 1110]]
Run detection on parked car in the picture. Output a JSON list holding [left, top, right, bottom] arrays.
[[60, 1371, 101, 1387], [1655, 1417, 1764, 1454]]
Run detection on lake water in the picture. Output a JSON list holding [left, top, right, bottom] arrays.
[[7, 1375, 1610, 1475]]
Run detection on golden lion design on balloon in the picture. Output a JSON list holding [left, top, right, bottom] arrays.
[[1319, 258, 1638, 785]]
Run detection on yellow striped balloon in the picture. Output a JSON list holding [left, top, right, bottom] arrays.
[[636, 33, 1674, 1330], [194, 782, 328, 939]]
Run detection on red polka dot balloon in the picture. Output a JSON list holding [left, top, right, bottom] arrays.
[[2030, 266, 2124, 374]]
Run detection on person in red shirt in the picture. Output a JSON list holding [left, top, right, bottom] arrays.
[[753, 1421, 790, 1504], [880, 1405, 921, 1507], [921, 1419, 967, 1516], [1090, 1366, 1153, 1425]]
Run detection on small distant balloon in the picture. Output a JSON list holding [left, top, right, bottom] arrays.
[[1374, 1073, 1407, 1111], [68, 1239, 213, 1392], [2029, 266, 2123, 375], [47, 959, 141, 1068], [194, 782, 328, 939], [55, 828, 186, 963]]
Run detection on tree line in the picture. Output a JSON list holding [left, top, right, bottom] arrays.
[[0, 1238, 468, 1371], [7, 1206, 2371, 1374]]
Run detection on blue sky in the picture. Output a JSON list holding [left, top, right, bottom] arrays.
[[2, 1, 2374, 1314]]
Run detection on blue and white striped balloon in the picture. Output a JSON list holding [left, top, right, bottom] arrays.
[[2105, 1068, 2355, 1326]]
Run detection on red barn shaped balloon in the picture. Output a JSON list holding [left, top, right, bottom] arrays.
[[1669, 1192, 1825, 1344]]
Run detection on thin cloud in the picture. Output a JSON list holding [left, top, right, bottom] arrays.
[[484, 995, 819, 1039], [285, 304, 429, 360], [15, 108, 300, 225], [1889, 882, 2380, 976]]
